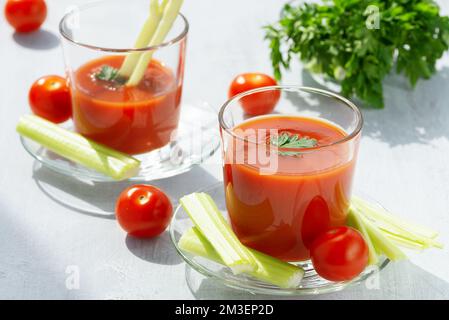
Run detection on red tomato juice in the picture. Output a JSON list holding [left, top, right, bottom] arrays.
[[223, 115, 359, 261], [72, 55, 182, 154]]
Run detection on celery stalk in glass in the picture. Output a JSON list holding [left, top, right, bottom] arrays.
[[127, 0, 183, 86], [117, 0, 168, 78]]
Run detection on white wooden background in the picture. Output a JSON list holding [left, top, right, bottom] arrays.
[[0, 0, 448, 299]]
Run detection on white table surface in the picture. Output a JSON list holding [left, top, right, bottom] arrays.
[[1, 0, 449, 300]]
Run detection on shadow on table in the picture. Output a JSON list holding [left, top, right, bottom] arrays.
[[0, 204, 90, 299], [187, 260, 449, 300], [125, 231, 183, 266], [298, 67, 449, 147], [32, 163, 219, 219], [13, 29, 60, 50]]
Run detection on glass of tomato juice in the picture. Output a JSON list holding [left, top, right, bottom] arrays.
[[59, 0, 188, 155], [219, 86, 363, 262]]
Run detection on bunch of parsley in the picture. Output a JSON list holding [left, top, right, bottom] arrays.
[[265, 0, 449, 108]]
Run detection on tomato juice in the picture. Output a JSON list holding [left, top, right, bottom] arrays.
[[223, 115, 359, 261], [72, 55, 182, 155]]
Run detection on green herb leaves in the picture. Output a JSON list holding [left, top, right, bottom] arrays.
[[270, 132, 317, 156], [95, 65, 126, 84], [95, 65, 118, 81], [265, 0, 449, 108]]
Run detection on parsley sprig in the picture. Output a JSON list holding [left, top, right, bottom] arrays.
[[265, 0, 449, 108], [95, 65, 126, 84], [270, 132, 317, 156]]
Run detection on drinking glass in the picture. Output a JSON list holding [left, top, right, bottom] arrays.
[[219, 86, 363, 261], [59, 0, 188, 155]]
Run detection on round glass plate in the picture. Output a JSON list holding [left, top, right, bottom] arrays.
[[21, 101, 220, 182], [170, 182, 389, 296]]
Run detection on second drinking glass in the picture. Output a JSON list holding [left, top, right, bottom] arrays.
[[60, 0, 188, 155]]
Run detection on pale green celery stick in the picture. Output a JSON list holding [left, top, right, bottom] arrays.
[[179, 227, 304, 288], [384, 232, 426, 251], [352, 196, 439, 239], [352, 197, 442, 249], [353, 207, 407, 261], [180, 192, 257, 274], [127, 0, 183, 86], [376, 224, 444, 249], [17, 115, 140, 180], [117, 0, 168, 78], [20, 115, 138, 165], [160, 0, 169, 10], [347, 207, 379, 265]]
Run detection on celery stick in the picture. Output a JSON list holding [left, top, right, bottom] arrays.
[[17, 115, 140, 180], [352, 197, 442, 249], [354, 207, 407, 261], [376, 224, 444, 249], [352, 196, 439, 239], [179, 192, 257, 274], [20, 115, 137, 164], [127, 0, 183, 86], [347, 207, 379, 265], [179, 227, 304, 289], [384, 232, 426, 251], [117, 0, 167, 78], [179, 227, 222, 263]]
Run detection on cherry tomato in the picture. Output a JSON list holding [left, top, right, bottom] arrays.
[[310, 226, 369, 281], [228, 73, 280, 115], [116, 185, 173, 238], [4, 0, 47, 33], [28, 75, 72, 123]]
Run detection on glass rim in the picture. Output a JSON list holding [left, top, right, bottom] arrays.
[[59, 0, 189, 53], [218, 85, 363, 152]]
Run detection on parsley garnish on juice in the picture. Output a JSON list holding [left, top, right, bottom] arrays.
[[265, 0, 449, 108], [269, 132, 318, 156], [95, 65, 126, 84]]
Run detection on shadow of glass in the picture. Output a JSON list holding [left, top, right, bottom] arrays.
[[125, 232, 183, 266], [32, 162, 219, 218], [299, 67, 449, 147], [13, 29, 60, 50], [186, 260, 449, 300]]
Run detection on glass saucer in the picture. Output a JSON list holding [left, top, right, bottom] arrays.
[[21, 101, 220, 182], [169, 182, 389, 296]]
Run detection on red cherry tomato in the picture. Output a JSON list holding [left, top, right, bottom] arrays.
[[28, 75, 72, 123], [4, 0, 47, 33], [116, 185, 173, 238], [310, 226, 369, 281], [228, 73, 280, 115]]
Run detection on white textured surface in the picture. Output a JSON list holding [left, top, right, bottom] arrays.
[[0, 0, 449, 299]]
